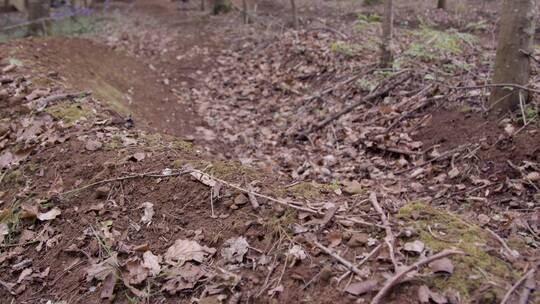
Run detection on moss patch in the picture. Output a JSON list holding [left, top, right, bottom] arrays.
[[397, 202, 520, 300], [46, 102, 93, 126], [275, 181, 334, 200], [141, 133, 194, 152]]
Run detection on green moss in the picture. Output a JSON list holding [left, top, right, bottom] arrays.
[[140, 133, 194, 152], [106, 134, 123, 150], [265, 208, 297, 237], [274, 181, 336, 199], [397, 202, 520, 299], [46, 102, 93, 126], [4, 169, 23, 184], [84, 78, 131, 116]]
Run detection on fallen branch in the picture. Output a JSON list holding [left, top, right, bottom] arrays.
[[313, 240, 363, 276], [296, 72, 412, 140], [450, 83, 540, 95], [486, 228, 520, 259], [369, 192, 398, 271], [35, 91, 91, 110], [501, 262, 539, 304], [61, 170, 188, 196], [371, 250, 464, 304], [396, 144, 470, 174], [189, 169, 384, 229]]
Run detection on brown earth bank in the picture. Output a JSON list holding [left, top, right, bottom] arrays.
[[0, 0, 539, 303]]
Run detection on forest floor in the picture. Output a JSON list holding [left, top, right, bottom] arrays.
[[0, 0, 539, 303]]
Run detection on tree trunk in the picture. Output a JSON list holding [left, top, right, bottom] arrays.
[[489, 0, 537, 112], [380, 0, 394, 68], [437, 0, 447, 10], [212, 0, 231, 15], [290, 0, 298, 30], [27, 0, 51, 36], [242, 0, 249, 24]]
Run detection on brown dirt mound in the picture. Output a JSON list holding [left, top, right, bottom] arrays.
[[5, 36, 200, 138]]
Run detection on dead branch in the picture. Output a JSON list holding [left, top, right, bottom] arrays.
[[371, 250, 464, 304], [61, 169, 188, 196], [35, 91, 91, 110], [395, 144, 471, 174], [369, 192, 398, 271], [313, 240, 363, 276], [188, 169, 384, 229], [296, 72, 411, 140], [485, 228, 520, 259], [450, 83, 540, 95], [501, 262, 539, 304]]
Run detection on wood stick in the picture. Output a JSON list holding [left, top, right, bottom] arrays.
[[501, 262, 539, 304], [297, 72, 411, 139], [486, 228, 520, 259], [370, 250, 464, 304], [369, 192, 398, 271], [189, 169, 384, 229], [313, 241, 363, 276], [450, 83, 540, 95]]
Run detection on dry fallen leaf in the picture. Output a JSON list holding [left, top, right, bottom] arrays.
[[37, 208, 62, 221], [221, 236, 249, 264], [287, 245, 307, 261], [140, 202, 154, 225], [122, 258, 149, 285], [164, 239, 216, 266], [327, 231, 342, 248], [162, 262, 208, 294], [418, 285, 448, 304], [85, 140, 103, 151], [100, 272, 117, 300], [342, 180, 363, 195], [143, 251, 161, 276], [344, 279, 378, 296], [0, 223, 9, 244], [403, 240, 425, 254], [86, 254, 118, 282], [429, 257, 454, 275]]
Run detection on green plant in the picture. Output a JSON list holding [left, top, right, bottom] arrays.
[[405, 26, 476, 61], [354, 13, 380, 31]]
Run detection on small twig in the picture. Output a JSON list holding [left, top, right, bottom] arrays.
[[396, 144, 470, 174], [486, 228, 520, 259], [518, 268, 537, 304], [371, 250, 464, 304], [519, 49, 540, 65], [61, 170, 188, 196], [501, 262, 539, 304], [0, 240, 39, 248], [313, 240, 363, 276], [369, 192, 398, 271], [246, 183, 260, 210], [296, 71, 412, 139], [189, 169, 383, 229]]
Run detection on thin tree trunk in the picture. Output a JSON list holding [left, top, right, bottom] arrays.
[[380, 0, 394, 68], [242, 0, 249, 24], [290, 0, 298, 30], [27, 0, 51, 36], [437, 0, 447, 9], [489, 0, 537, 113]]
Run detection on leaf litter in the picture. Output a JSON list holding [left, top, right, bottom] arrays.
[[0, 1, 538, 304]]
